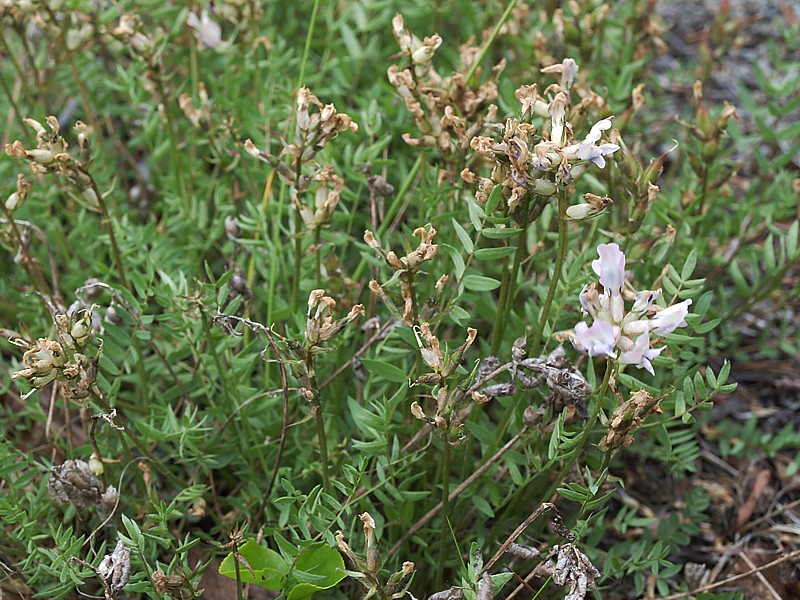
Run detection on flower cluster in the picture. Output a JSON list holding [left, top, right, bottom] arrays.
[[245, 87, 357, 238], [11, 305, 101, 400], [245, 87, 358, 181], [387, 14, 504, 166], [305, 290, 364, 348], [5, 117, 100, 209], [365, 224, 441, 325], [461, 58, 620, 218], [570, 243, 692, 375]]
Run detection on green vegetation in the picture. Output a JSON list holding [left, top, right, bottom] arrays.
[[1, 1, 798, 598]]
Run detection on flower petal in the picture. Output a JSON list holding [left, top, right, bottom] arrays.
[[651, 299, 692, 335], [575, 321, 619, 357], [583, 118, 613, 145], [619, 332, 664, 375], [592, 243, 626, 295]]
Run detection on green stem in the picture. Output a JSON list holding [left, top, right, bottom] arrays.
[[492, 199, 531, 354], [464, 0, 517, 84], [490, 256, 511, 356], [528, 189, 568, 356], [153, 75, 190, 215], [296, 0, 321, 89], [0, 210, 53, 297], [314, 229, 322, 288], [90, 177, 129, 289], [291, 205, 303, 313], [437, 441, 452, 585], [0, 34, 38, 112], [485, 360, 612, 545], [67, 53, 100, 133], [312, 389, 330, 493], [0, 66, 22, 122]]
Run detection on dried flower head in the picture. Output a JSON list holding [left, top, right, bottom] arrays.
[[552, 544, 601, 600], [97, 540, 131, 598], [599, 389, 662, 450], [48, 459, 104, 510], [305, 290, 364, 347]]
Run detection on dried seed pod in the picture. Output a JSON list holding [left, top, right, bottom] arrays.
[[48, 459, 104, 510]]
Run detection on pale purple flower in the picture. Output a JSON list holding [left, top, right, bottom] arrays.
[[575, 321, 619, 358], [592, 243, 625, 295], [563, 118, 619, 168], [650, 299, 692, 335], [187, 10, 226, 49], [572, 244, 692, 377], [619, 333, 664, 375]]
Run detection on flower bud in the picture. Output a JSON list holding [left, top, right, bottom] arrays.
[[363, 230, 379, 249], [696, 104, 713, 139], [89, 452, 104, 476], [5, 192, 21, 211], [411, 39, 440, 64], [26, 149, 55, 165], [410, 402, 426, 420], [530, 178, 557, 196]]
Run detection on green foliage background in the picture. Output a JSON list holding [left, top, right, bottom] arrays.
[[1, 1, 798, 598]]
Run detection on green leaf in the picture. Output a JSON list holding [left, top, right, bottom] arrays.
[[448, 305, 470, 325], [360, 358, 408, 384], [471, 495, 495, 518], [705, 366, 717, 388], [452, 218, 474, 254], [463, 275, 501, 291], [718, 360, 731, 386], [674, 393, 686, 417], [485, 185, 503, 215], [219, 540, 288, 591], [693, 371, 708, 400], [286, 543, 347, 600], [694, 318, 721, 334], [121, 514, 142, 548], [661, 275, 678, 297], [683, 377, 695, 405], [467, 198, 485, 231], [482, 227, 522, 239], [681, 249, 698, 281], [787, 220, 798, 256], [558, 486, 589, 502], [474, 246, 516, 260], [491, 572, 515, 591], [443, 243, 466, 281]]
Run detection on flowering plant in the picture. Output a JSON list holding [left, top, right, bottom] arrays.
[[571, 243, 692, 375]]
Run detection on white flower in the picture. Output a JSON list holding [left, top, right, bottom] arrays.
[[549, 92, 569, 146], [575, 321, 619, 358], [592, 243, 625, 295], [572, 244, 692, 376], [650, 299, 692, 335], [619, 332, 664, 375], [187, 10, 226, 49], [563, 118, 619, 168]]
